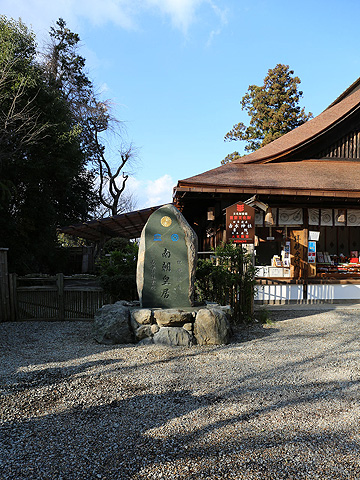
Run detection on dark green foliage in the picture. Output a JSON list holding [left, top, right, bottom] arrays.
[[98, 239, 138, 302], [45, 18, 97, 164], [0, 16, 97, 274], [223, 64, 313, 161], [196, 242, 256, 323], [255, 307, 272, 325]]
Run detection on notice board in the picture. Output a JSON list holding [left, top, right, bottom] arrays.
[[226, 201, 255, 244]]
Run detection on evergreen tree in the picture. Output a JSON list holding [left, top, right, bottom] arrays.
[[223, 64, 312, 163], [45, 19, 135, 217], [0, 16, 96, 273]]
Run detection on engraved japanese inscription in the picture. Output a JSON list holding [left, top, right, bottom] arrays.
[[137, 204, 198, 308]]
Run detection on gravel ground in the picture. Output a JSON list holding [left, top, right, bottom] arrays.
[[1, 307, 360, 479]]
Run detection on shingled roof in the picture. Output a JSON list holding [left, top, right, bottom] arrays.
[[176, 160, 360, 198], [176, 79, 360, 198]]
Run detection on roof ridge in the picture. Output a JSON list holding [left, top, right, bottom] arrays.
[[326, 77, 360, 110], [232, 87, 360, 165]]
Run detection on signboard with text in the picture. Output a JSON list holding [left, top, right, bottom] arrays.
[[226, 202, 255, 244]]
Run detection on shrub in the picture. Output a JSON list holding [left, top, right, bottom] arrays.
[[196, 242, 256, 323], [98, 238, 138, 302]]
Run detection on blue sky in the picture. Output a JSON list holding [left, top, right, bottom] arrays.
[[2, 0, 360, 209]]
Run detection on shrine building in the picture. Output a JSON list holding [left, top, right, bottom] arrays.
[[173, 78, 360, 303]]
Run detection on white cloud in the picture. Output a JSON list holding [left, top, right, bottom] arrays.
[[1, 0, 227, 35], [145, 0, 203, 32], [128, 174, 174, 209], [206, 0, 229, 46], [1, 0, 136, 34]]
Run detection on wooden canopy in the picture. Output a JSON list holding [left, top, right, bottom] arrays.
[[59, 206, 162, 242]]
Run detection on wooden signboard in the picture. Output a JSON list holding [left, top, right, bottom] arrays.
[[290, 229, 308, 279], [226, 202, 255, 244]]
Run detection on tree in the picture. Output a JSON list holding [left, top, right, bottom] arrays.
[[0, 17, 47, 197], [221, 151, 242, 166], [0, 16, 97, 273], [223, 64, 313, 163], [44, 18, 135, 217]]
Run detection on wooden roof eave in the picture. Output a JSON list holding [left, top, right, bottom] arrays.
[[175, 183, 360, 198]]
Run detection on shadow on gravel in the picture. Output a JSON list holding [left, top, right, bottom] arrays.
[[1, 379, 360, 479], [0, 321, 127, 370], [2, 318, 360, 478], [230, 323, 279, 344]]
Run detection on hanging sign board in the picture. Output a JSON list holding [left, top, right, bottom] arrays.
[[226, 201, 255, 244]]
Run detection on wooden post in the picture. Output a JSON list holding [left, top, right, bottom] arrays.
[[0, 248, 10, 321], [9, 273, 18, 321], [57, 273, 65, 321]]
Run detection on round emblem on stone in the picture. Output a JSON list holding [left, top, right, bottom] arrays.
[[161, 216, 172, 227], [171, 234, 179, 241]]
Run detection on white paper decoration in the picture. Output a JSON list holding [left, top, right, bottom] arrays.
[[265, 208, 277, 226], [347, 209, 360, 226], [278, 208, 303, 226], [334, 209, 346, 226]]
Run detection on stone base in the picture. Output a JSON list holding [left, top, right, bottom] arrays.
[[93, 301, 232, 347]]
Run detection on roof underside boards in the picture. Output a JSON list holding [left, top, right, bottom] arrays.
[[231, 87, 360, 165], [177, 161, 360, 198], [59, 206, 162, 242]]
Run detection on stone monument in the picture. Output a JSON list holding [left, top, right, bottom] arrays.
[[93, 204, 232, 346], [136, 204, 197, 308]]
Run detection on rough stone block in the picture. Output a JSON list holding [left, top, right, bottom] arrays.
[[93, 302, 133, 345], [153, 327, 194, 347], [194, 307, 231, 345], [154, 309, 194, 327], [183, 322, 193, 332], [131, 308, 153, 325], [150, 324, 160, 335], [134, 324, 153, 341]]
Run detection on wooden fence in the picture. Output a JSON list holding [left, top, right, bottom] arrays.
[[0, 249, 10, 321], [6, 274, 107, 321]]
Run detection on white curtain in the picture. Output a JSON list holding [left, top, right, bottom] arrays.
[[320, 209, 333, 226], [278, 208, 303, 226], [308, 208, 320, 225], [347, 209, 360, 226], [255, 211, 263, 226]]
